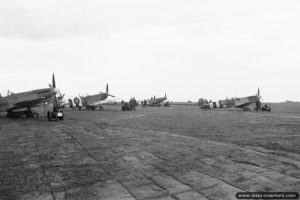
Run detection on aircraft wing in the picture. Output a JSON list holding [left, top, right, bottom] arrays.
[[234, 96, 259, 108], [235, 101, 255, 108], [9, 98, 48, 111], [90, 98, 121, 106]]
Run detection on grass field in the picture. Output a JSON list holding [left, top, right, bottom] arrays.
[[0, 103, 299, 200]]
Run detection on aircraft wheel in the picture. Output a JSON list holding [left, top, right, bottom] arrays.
[[26, 110, 32, 118], [243, 107, 251, 111], [60, 116, 64, 120], [32, 112, 39, 119]]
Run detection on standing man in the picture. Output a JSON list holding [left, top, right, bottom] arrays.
[[133, 97, 137, 111], [129, 98, 133, 111]]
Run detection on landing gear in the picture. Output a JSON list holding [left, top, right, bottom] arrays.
[[7, 108, 39, 119], [47, 110, 64, 121], [87, 105, 104, 111], [242, 106, 251, 111], [30, 112, 39, 119]]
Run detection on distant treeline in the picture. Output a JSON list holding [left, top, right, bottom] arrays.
[[170, 102, 198, 106]]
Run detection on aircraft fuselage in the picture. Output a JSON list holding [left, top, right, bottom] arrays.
[[148, 97, 167, 106], [0, 88, 56, 112], [81, 93, 108, 107], [199, 95, 260, 109]]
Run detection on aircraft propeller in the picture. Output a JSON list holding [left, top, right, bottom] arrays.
[[52, 74, 56, 88], [105, 83, 115, 98], [257, 87, 262, 101], [48, 73, 60, 110], [58, 92, 65, 100]]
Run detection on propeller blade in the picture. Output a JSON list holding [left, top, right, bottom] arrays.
[[53, 95, 58, 108], [58, 92, 65, 98], [106, 84, 108, 93], [52, 73, 56, 88], [258, 87, 260, 96], [51, 73, 60, 110]]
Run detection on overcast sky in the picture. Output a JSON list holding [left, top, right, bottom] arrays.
[[0, 0, 299, 102]]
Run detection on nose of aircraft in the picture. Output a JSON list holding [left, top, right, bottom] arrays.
[[53, 88, 60, 94], [107, 93, 115, 98]]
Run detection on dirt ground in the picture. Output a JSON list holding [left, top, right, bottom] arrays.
[[0, 103, 299, 200]]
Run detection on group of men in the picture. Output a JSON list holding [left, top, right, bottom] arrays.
[[255, 100, 271, 112], [121, 98, 148, 111], [128, 97, 137, 111]]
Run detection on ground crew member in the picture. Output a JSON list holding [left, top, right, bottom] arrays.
[[133, 98, 136, 111], [142, 99, 147, 108]]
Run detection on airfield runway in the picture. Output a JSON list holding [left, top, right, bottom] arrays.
[[0, 104, 299, 200]]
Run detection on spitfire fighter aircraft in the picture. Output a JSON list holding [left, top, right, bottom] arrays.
[[148, 93, 168, 106], [68, 84, 115, 111], [0, 74, 64, 119], [198, 88, 262, 111]]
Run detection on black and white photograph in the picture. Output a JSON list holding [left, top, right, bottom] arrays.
[[0, 1, 299, 200]]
